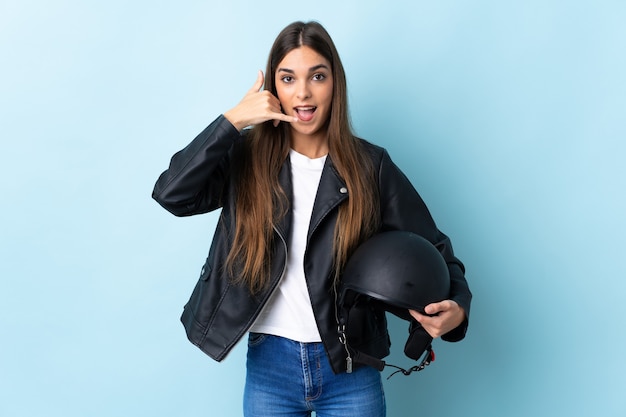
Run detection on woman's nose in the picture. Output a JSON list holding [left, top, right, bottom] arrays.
[[296, 80, 311, 99]]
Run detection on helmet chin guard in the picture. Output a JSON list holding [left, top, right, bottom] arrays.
[[338, 231, 450, 377]]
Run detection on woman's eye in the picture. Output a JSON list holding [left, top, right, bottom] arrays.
[[281, 76, 294, 83], [312, 73, 326, 81]]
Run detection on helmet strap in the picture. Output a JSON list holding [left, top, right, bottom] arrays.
[[385, 345, 435, 379], [348, 344, 436, 379]]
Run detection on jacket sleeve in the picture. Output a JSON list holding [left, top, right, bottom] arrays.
[[152, 115, 242, 217], [377, 149, 472, 342]]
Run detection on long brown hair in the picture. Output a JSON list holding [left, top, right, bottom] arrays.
[[226, 21, 380, 292]]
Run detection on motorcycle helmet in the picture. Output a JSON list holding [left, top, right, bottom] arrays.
[[339, 230, 450, 364]]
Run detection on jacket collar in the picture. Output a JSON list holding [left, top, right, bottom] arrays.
[[275, 155, 349, 242]]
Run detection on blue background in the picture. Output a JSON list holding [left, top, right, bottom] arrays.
[[1, 1, 625, 416]]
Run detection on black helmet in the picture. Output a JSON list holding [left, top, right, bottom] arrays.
[[339, 231, 450, 373]]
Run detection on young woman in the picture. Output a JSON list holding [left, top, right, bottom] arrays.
[[153, 21, 472, 417]]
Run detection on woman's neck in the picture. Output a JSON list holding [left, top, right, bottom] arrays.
[[290, 131, 329, 159]]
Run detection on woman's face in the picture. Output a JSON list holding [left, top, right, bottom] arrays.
[[275, 46, 333, 144]]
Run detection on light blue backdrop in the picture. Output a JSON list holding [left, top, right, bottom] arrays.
[[1, 0, 624, 416]]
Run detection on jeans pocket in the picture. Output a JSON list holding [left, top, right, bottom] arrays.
[[248, 332, 268, 347]]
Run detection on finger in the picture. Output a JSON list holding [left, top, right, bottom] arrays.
[[272, 114, 298, 127], [423, 301, 448, 316], [270, 112, 299, 124], [248, 70, 265, 94], [409, 309, 423, 321]]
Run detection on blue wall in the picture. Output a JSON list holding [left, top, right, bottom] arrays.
[[1, 1, 624, 416]]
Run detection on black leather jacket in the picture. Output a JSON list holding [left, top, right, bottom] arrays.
[[152, 115, 472, 374]]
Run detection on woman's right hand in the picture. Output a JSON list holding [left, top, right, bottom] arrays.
[[224, 70, 298, 131]]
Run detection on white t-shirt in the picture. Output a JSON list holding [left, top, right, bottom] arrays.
[[249, 149, 327, 342]]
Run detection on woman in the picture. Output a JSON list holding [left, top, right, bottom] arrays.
[[153, 21, 471, 417]]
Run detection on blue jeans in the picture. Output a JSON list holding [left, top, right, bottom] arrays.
[[243, 333, 386, 417]]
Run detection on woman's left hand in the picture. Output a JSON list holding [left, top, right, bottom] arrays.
[[409, 300, 466, 339]]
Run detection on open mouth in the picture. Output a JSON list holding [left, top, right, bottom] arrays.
[[294, 106, 317, 122]]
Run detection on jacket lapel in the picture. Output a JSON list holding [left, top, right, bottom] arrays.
[[308, 157, 348, 241]]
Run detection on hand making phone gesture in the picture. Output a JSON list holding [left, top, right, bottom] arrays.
[[224, 70, 298, 131]]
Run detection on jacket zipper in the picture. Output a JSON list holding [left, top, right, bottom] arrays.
[[335, 287, 353, 373], [308, 188, 352, 373]]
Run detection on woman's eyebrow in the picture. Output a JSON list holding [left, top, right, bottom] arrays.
[[277, 64, 330, 73]]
